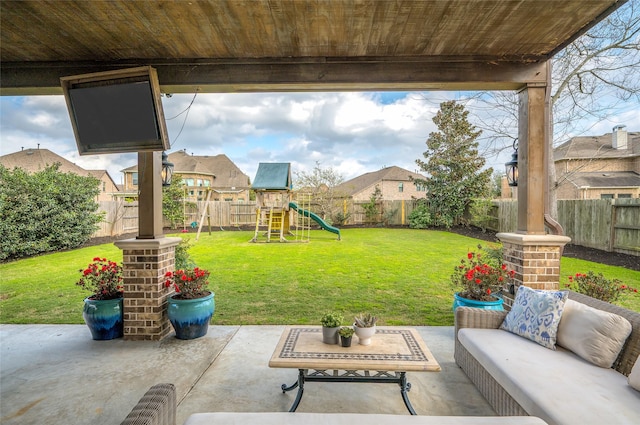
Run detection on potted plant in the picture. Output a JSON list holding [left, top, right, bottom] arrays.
[[320, 312, 343, 344], [164, 267, 215, 340], [451, 244, 514, 311], [338, 326, 355, 347], [76, 257, 124, 340], [353, 313, 377, 346]]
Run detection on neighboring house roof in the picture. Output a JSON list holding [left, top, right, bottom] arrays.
[[252, 163, 292, 190], [122, 150, 249, 189], [0, 148, 117, 188], [334, 166, 425, 196], [564, 171, 640, 189], [87, 169, 119, 190], [554, 131, 639, 161]]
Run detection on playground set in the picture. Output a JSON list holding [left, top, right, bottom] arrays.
[[250, 163, 341, 243]]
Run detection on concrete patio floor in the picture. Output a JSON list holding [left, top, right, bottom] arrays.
[[0, 325, 495, 425]]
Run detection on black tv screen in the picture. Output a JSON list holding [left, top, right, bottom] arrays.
[[61, 67, 169, 155]]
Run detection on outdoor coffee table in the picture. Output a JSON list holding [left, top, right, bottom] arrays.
[[269, 326, 441, 415]]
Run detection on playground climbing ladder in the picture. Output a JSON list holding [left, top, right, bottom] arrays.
[[251, 206, 287, 242], [293, 192, 311, 243]]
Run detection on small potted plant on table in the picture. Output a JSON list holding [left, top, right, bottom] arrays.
[[353, 312, 377, 346], [338, 326, 355, 347], [320, 312, 343, 344]]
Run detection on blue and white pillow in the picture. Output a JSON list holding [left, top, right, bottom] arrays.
[[500, 285, 569, 350]]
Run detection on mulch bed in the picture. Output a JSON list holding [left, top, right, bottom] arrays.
[[448, 226, 640, 272]]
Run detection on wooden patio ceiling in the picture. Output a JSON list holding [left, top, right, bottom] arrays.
[[0, 0, 627, 95]]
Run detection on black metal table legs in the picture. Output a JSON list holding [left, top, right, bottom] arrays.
[[281, 369, 417, 415]]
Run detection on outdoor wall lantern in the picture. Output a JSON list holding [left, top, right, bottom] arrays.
[[161, 152, 174, 187], [505, 140, 518, 187]]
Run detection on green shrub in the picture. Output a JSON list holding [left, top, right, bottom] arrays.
[[566, 271, 638, 303], [331, 211, 351, 226], [174, 237, 196, 270], [0, 164, 102, 261], [469, 198, 495, 232], [408, 202, 431, 229]]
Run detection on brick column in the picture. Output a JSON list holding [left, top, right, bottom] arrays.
[[114, 237, 181, 341], [497, 233, 571, 307]]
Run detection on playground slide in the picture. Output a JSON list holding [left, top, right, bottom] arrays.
[[289, 202, 341, 240]]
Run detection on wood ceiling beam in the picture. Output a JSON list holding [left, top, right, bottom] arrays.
[[0, 59, 547, 96]]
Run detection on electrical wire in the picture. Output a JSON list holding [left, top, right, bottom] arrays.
[[167, 90, 199, 149]]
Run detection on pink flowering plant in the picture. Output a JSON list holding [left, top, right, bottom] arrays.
[[164, 267, 211, 300], [76, 257, 124, 300], [565, 271, 637, 303], [451, 244, 515, 301]]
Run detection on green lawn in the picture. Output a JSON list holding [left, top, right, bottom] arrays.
[[1, 228, 638, 325]]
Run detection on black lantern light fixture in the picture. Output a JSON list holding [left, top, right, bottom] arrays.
[[505, 139, 518, 187], [161, 151, 174, 187]]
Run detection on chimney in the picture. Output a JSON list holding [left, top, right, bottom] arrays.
[[612, 125, 628, 150]]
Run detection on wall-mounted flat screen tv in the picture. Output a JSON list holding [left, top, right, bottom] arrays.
[[61, 66, 169, 155]]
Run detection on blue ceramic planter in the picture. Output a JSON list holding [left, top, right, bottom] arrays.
[[452, 292, 504, 311], [167, 292, 215, 340], [83, 297, 124, 340]]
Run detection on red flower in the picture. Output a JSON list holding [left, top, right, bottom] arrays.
[[164, 266, 211, 299], [452, 245, 514, 302], [77, 257, 123, 301]]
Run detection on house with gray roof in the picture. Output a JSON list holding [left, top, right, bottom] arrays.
[[333, 166, 427, 202], [121, 149, 250, 201], [554, 126, 640, 200], [0, 147, 119, 201]]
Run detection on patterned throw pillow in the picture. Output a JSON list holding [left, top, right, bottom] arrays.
[[500, 285, 569, 350]]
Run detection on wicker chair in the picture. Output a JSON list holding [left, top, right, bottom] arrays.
[[454, 291, 640, 416], [121, 383, 177, 425]]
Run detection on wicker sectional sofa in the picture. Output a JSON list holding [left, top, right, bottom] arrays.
[[454, 291, 640, 425]]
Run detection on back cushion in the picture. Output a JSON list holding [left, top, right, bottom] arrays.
[[557, 299, 632, 368]]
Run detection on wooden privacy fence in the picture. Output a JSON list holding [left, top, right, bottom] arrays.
[[93, 199, 421, 237], [94, 198, 638, 256], [95, 200, 138, 237], [484, 199, 640, 257]]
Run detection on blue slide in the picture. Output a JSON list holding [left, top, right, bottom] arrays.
[[289, 202, 341, 240]]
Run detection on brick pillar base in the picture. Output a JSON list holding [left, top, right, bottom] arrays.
[[497, 233, 571, 308], [114, 237, 181, 341]]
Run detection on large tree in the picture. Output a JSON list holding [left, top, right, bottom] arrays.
[[468, 1, 639, 217], [294, 161, 345, 222], [415, 101, 493, 228]]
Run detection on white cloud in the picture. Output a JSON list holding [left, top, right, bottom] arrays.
[[2, 90, 637, 186]]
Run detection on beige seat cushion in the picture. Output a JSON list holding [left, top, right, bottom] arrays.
[[458, 328, 640, 425], [630, 355, 640, 391], [557, 299, 632, 368], [185, 413, 549, 425]]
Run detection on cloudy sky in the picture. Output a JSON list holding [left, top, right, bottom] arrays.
[[0, 90, 637, 186]]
